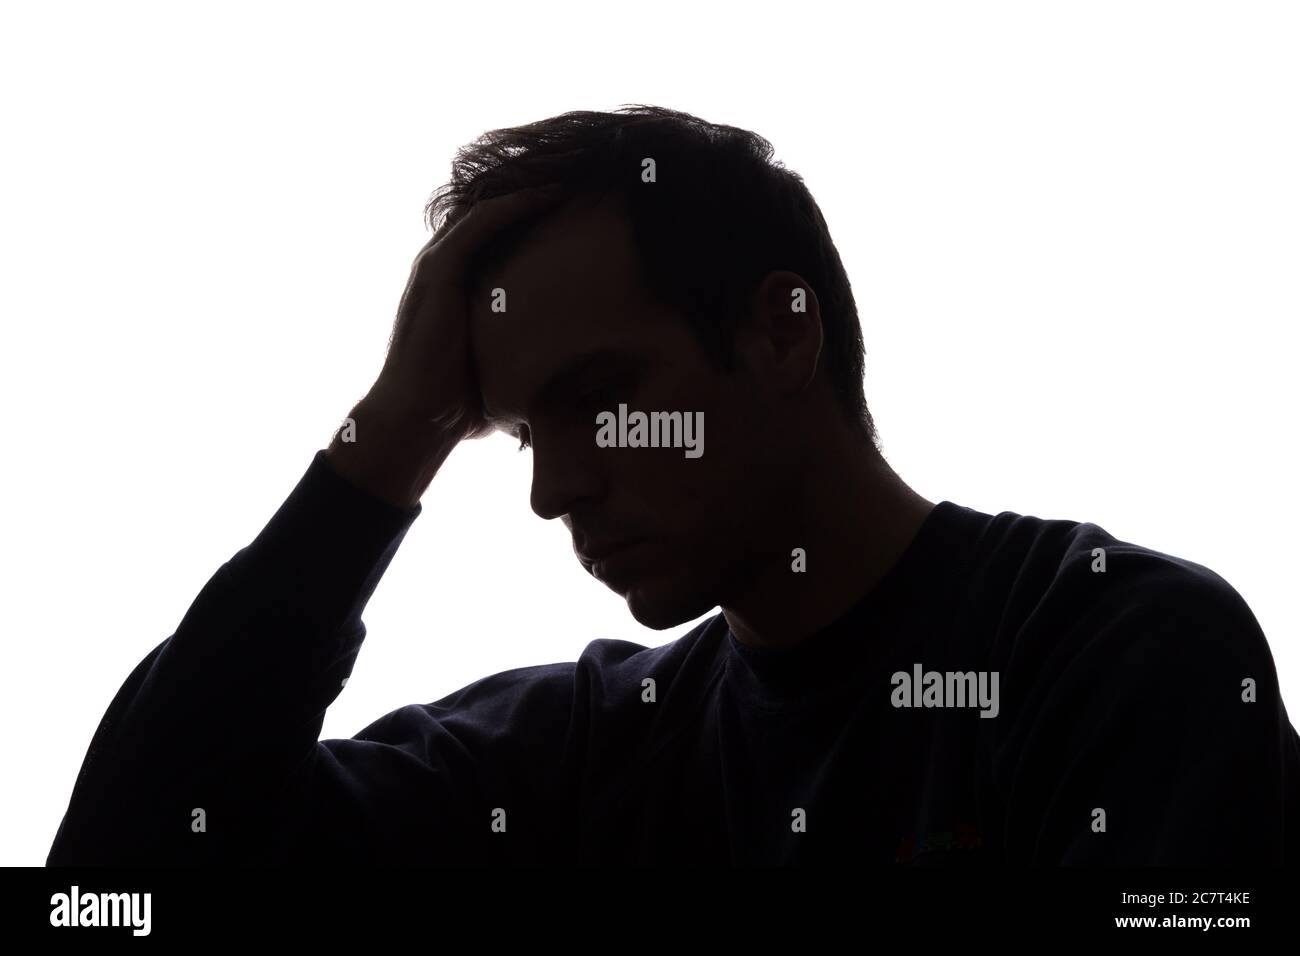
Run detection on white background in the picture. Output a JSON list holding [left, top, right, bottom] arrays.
[[2, 0, 1296, 865]]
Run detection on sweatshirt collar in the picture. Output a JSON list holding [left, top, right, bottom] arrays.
[[722, 501, 964, 708]]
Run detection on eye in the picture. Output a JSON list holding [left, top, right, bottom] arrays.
[[578, 380, 624, 408]]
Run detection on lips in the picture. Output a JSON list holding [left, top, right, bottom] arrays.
[[587, 542, 649, 583], [576, 538, 644, 565]]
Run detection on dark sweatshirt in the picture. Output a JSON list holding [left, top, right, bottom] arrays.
[[47, 450, 1300, 865]]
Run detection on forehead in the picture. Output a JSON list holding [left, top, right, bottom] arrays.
[[470, 195, 679, 417]]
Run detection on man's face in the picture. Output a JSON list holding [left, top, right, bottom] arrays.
[[471, 194, 797, 629]]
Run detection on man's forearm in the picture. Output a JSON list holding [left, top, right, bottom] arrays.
[[48, 448, 424, 864]]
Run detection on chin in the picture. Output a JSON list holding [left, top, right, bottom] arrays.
[[622, 580, 719, 631]]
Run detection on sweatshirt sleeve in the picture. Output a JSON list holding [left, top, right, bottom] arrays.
[[46, 449, 578, 866], [995, 563, 1300, 865]]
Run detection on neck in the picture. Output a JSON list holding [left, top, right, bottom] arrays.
[[721, 436, 935, 651]]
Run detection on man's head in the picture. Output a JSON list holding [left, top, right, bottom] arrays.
[[425, 106, 879, 629]]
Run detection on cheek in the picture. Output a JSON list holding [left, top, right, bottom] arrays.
[[607, 454, 714, 523]]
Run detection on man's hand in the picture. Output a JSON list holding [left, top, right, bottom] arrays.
[[326, 184, 565, 507]]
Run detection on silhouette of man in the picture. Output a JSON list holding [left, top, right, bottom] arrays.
[[48, 106, 1300, 865]]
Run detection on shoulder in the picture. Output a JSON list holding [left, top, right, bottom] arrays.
[[353, 611, 729, 743], [960, 505, 1283, 739], [954, 508, 1299, 863], [955, 504, 1264, 661]]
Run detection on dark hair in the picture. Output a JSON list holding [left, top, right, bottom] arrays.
[[424, 105, 875, 445]]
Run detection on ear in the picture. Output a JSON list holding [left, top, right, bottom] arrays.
[[737, 270, 824, 395]]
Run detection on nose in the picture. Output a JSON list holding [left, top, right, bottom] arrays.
[[528, 429, 604, 521]]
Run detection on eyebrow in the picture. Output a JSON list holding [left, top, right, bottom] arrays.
[[482, 346, 648, 426]]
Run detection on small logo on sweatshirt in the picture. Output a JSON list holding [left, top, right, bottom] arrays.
[[895, 823, 983, 862]]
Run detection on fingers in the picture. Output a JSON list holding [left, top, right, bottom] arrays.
[[377, 184, 569, 423], [416, 183, 567, 278]]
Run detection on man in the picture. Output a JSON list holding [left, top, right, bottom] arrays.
[[48, 106, 1300, 865]]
